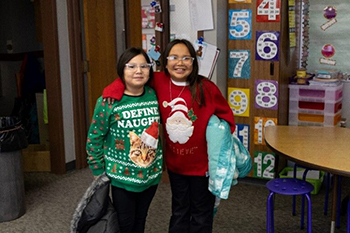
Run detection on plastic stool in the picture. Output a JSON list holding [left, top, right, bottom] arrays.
[[266, 178, 314, 233]]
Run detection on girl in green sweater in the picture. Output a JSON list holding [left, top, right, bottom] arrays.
[[86, 47, 162, 233]]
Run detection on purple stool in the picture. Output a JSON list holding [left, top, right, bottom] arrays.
[[266, 178, 314, 233]]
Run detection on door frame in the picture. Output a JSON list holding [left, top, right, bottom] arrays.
[[67, 0, 88, 169], [40, 0, 66, 174]]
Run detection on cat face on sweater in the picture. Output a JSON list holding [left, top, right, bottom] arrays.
[[129, 131, 156, 167]]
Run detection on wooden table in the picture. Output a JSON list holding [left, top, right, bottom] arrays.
[[264, 125, 350, 233]]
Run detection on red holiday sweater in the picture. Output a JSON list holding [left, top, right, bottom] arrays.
[[103, 72, 235, 176]]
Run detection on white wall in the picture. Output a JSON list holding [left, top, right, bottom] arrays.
[[204, 0, 227, 94], [169, 0, 198, 42], [168, 0, 227, 94], [56, 0, 75, 163]]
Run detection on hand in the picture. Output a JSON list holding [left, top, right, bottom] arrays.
[[94, 175, 100, 180], [103, 97, 115, 105]]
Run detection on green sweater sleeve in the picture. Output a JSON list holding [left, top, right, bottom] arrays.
[[86, 97, 112, 176]]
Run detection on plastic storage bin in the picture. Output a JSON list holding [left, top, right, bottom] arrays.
[[289, 110, 342, 126], [288, 84, 343, 126], [279, 167, 324, 195], [289, 83, 343, 102], [289, 98, 342, 115]]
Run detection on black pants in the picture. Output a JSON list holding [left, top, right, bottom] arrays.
[[111, 185, 158, 233], [168, 170, 215, 233]]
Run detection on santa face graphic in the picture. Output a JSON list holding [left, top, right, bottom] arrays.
[[166, 110, 194, 144]]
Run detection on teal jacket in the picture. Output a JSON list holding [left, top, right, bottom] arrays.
[[206, 115, 252, 199]]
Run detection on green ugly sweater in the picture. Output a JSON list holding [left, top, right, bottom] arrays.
[[86, 86, 163, 192]]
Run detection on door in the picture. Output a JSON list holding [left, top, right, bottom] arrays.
[[83, 0, 118, 119]]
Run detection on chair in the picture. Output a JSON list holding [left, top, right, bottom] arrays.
[[266, 178, 314, 233]]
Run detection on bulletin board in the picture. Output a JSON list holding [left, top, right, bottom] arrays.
[[302, 1, 350, 74], [227, 0, 297, 179]]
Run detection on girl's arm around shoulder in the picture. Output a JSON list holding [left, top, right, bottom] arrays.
[[102, 78, 124, 100], [149, 71, 167, 90], [203, 79, 236, 133]]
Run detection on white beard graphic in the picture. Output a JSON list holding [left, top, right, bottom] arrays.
[[166, 111, 194, 144]]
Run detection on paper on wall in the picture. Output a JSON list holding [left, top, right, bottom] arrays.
[[194, 40, 219, 79], [189, 0, 214, 31]]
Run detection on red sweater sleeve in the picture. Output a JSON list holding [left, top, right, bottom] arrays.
[[102, 73, 161, 100], [102, 78, 125, 100], [208, 81, 236, 133]]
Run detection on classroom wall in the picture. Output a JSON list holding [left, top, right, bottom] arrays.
[[204, 0, 227, 94], [56, 0, 75, 163], [168, 0, 227, 94]]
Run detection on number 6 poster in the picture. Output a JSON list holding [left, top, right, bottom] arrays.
[[255, 31, 280, 61]]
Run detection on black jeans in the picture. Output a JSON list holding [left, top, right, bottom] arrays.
[[168, 170, 215, 233], [111, 185, 158, 233]]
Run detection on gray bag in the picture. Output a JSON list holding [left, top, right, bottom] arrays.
[[70, 174, 120, 233]]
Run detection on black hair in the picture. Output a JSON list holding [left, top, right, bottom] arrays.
[[116, 47, 153, 85], [162, 39, 205, 106]]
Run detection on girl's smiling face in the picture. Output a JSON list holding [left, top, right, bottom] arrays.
[[123, 54, 150, 94], [166, 43, 193, 82]]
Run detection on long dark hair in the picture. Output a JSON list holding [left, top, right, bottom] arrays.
[[162, 39, 206, 107], [117, 47, 153, 86]]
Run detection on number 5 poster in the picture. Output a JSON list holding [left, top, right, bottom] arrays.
[[229, 9, 252, 40]]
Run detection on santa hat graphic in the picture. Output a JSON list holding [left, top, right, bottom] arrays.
[[141, 121, 159, 148], [168, 98, 189, 116]]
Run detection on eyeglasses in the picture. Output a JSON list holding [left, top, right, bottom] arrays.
[[167, 56, 194, 65], [125, 63, 152, 72]]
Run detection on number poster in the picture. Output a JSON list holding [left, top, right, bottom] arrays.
[[253, 151, 275, 179], [228, 50, 251, 79], [229, 9, 252, 40], [255, 31, 280, 61], [254, 80, 278, 110], [256, 0, 281, 22], [227, 87, 250, 117], [254, 117, 277, 145], [233, 123, 250, 151]]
